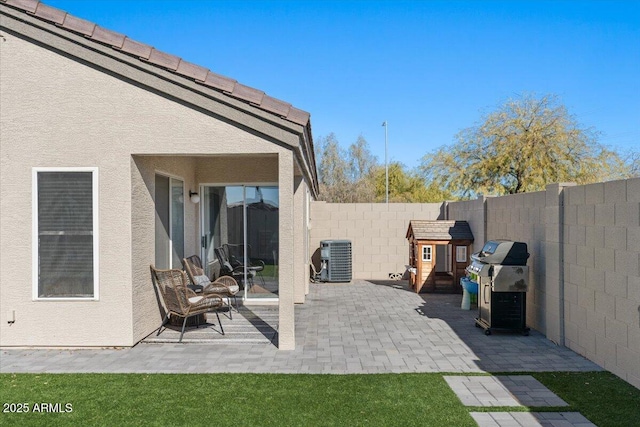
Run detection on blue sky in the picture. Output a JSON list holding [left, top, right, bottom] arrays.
[[44, 0, 639, 169]]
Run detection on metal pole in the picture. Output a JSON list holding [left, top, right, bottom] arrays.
[[382, 121, 388, 204]]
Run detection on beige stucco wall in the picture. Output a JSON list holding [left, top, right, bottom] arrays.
[[293, 176, 310, 304], [1, 28, 298, 346], [309, 202, 444, 279]]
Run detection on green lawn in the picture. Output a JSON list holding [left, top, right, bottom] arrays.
[[532, 372, 640, 427], [0, 373, 474, 427], [1, 372, 638, 426]]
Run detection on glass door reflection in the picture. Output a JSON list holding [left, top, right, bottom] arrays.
[[201, 185, 278, 300]]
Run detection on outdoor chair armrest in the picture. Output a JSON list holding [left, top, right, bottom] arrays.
[[187, 294, 224, 314], [202, 282, 234, 296], [250, 259, 265, 271], [206, 276, 240, 296], [213, 275, 239, 290]]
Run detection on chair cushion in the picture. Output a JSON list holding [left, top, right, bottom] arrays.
[[222, 261, 233, 272], [193, 274, 210, 286], [188, 296, 204, 304]]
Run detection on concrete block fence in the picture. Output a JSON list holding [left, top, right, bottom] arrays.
[[309, 177, 640, 388], [309, 202, 444, 280]]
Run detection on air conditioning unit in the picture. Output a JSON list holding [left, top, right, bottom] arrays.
[[320, 240, 352, 282]]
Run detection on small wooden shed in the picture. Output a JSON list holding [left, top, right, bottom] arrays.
[[406, 220, 474, 293]]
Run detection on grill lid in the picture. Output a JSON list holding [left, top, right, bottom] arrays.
[[470, 240, 529, 266]]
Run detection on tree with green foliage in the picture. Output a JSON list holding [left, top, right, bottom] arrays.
[[624, 149, 640, 177], [371, 162, 453, 202], [316, 133, 453, 202], [420, 94, 631, 197], [316, 133, 376, 202]]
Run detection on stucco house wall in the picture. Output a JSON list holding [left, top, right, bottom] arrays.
[[0, 3, 315, 349]]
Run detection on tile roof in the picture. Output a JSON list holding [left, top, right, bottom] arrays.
[[0, 0, 311, 127], [406, 220, 474, 241]]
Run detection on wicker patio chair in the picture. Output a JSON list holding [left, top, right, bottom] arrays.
[[182, 255, 241, 317], [223, 243, 266, 286], [214, 247, 255, 289], [150, 265, 225, 342]]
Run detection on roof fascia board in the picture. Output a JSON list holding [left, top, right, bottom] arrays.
[[299, 125, 319, 197], [294, 133, 319, 198]]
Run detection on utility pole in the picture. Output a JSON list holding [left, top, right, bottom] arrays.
[[382, 121, 388, 205]]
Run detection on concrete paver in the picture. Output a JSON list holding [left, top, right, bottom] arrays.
[[0, 280, 602, 374], [470, 412, 596, 427], [445, 375, 568, 407]]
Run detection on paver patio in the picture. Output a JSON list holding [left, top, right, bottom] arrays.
[[0, 280, 601, 374]]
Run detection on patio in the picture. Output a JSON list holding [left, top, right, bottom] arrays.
[[0, 280, 600, 374]]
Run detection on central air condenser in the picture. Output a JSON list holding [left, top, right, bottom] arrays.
[[320, 240, 352, 282]]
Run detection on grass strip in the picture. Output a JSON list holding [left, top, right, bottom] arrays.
[[533, 371, 640, 427], [0, 373, 476, 427]]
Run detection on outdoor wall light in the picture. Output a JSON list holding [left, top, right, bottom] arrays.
[[189, 191, 200, 204]]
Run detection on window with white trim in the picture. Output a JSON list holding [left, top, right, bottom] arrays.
[[33, 168, 98, 299], [422, 245, 432, 262], [456, 246, 467, 263]]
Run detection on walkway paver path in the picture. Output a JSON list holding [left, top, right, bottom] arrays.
[[445, 375, 568, 407], [447, 375, 594, 426], [470, 412, 596, 427], [0, 281, 602, 374]]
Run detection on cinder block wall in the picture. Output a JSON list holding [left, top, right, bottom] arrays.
[[309, 202, 443, 279], [448, 179, 640, 388], [562, 179, 640, 387], [447, 196, 487, 253], [310, 179, 639, 387], [480, 191, 548, 336]]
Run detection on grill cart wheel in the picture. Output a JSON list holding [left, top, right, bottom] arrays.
[[484, 329, 491, 336]]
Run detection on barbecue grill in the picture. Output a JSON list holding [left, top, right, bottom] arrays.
[[466, 240, 530, 335]]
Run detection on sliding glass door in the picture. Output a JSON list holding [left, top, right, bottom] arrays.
[[201, 185, 279, 300], [154, 174, 184, 269]]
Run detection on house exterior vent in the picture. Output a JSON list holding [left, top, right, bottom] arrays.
[[320, 240, 352, 282]]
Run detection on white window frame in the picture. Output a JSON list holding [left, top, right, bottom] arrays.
[[422, 245, 432, 262], [456, 246, 468, 263], [32, 167, 99, 301]]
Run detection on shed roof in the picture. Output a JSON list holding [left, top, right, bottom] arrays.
[[406, 220, 474, 241]]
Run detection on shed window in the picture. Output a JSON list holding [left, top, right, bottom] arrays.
[[33, 168, 98, 299], [422, 245, 432, 262], [456, 246, 467, 263]]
